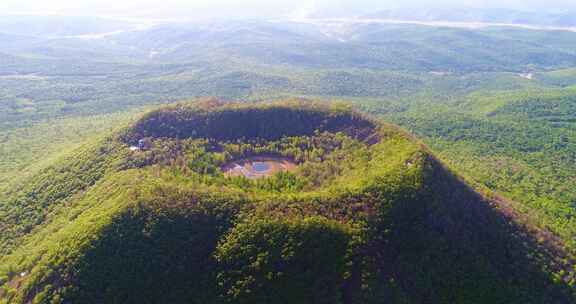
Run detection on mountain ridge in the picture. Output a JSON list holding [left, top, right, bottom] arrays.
[[362, 8, 576, 28]]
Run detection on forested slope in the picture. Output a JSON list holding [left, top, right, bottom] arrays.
[[0, 101, 574, 303], [1, 18, 576, 303]]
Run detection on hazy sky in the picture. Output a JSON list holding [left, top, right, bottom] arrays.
[[1, 0, 575, 19]]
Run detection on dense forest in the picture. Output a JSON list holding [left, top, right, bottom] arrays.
[[1, 16, 576, 303], [0, 101, 574, 303]]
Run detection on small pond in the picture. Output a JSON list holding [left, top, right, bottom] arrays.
[[252, 162, 271, 173], [222, 156, 296, 179]]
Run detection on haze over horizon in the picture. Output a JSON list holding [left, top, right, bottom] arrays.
[[1, 0, 576, 21]]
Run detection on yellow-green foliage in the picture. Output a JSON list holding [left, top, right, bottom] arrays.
[[0, 101, 573, 304]]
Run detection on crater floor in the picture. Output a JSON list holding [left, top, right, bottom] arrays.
[[222, 156, 296, 179]]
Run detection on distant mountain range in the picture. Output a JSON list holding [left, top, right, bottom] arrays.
[[363, 8, 576, 27], [2, 16, 576, 76]]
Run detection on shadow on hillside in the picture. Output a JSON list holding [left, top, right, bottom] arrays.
[[371, 156, 574, 304]]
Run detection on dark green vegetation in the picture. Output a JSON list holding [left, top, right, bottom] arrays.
[[0, 101, 574, 303], [1, 16, 576, 303]]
